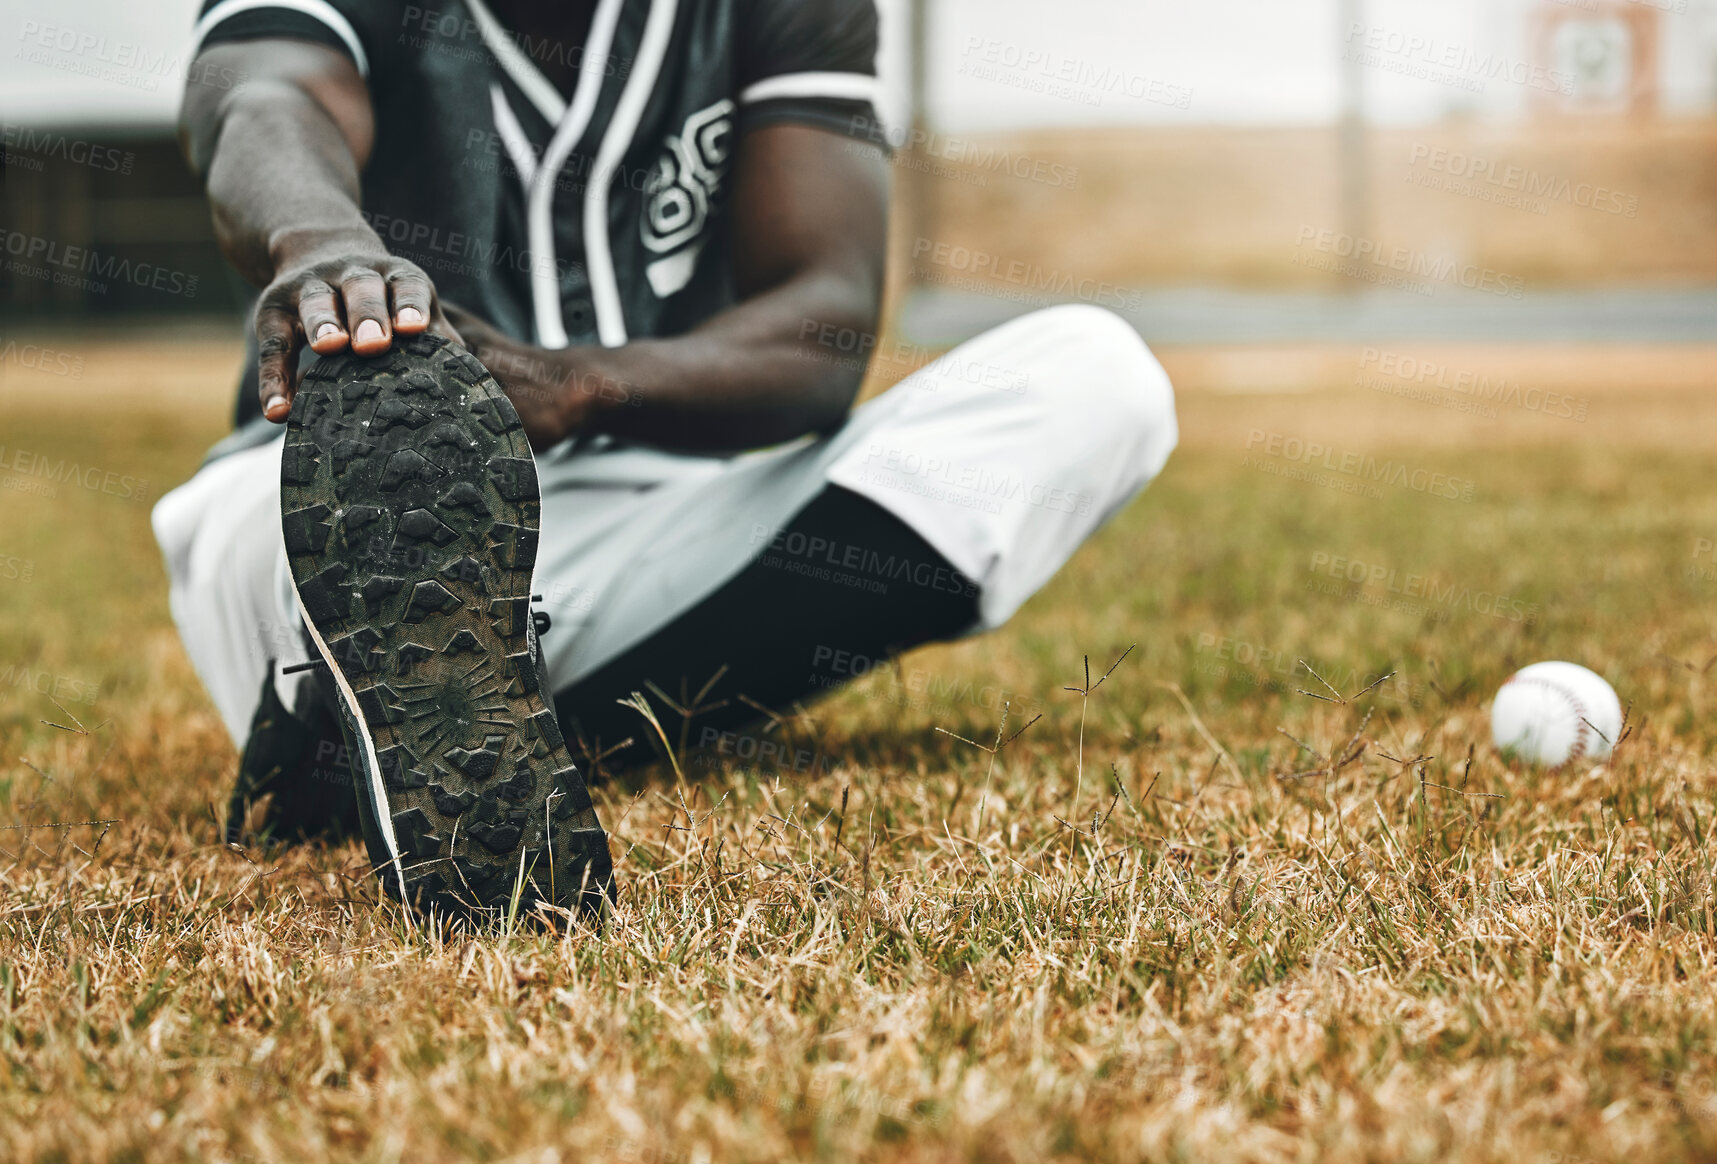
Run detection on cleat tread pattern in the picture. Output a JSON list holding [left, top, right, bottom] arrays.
[[282, 334, 611, 921]]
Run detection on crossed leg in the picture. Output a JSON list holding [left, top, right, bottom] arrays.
[[154, 305, 1178, 780], [534, 304, 1180, 770]]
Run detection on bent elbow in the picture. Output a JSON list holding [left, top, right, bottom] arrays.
[[808, 364, 865, 434]]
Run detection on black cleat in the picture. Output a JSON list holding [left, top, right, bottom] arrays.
[[279, 333, 613, 923], [227, 664, 361, 847]]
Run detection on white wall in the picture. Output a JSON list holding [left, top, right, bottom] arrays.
[[2, 0, 1714, 130], [3, 0, 201, 127], [909, 0, 1717, 130], [897, 0, 1341, 129]]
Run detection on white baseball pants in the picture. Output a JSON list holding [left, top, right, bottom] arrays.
[[152, 305, 1178, 744]]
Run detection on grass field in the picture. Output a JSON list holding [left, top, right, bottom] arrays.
[[4, 332, 1717, 1162]]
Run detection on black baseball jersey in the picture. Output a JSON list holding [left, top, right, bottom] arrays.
[[191, 0, 883, 421]]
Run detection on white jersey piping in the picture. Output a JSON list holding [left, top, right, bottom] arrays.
[[192, 0, 370, 76], [585, 0, 679, 348]]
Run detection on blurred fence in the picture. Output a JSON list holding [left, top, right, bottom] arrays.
[[0, 0, 1713, 324], [0, 129, 246, 320]]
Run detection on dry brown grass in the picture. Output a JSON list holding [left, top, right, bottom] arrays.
[[5, 334, 1717, 1162]]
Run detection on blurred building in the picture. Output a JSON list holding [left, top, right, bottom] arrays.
[[1, 0, 1714, 322]]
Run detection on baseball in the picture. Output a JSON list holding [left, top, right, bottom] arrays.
[[1491, 661, 1624, 767]]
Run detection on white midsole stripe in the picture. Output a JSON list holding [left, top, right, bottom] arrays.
[[291, 588, 409, 900]]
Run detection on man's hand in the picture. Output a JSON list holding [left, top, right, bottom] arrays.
[[256, 232, 462, 422], [459, 125, 887, 456], [185, 29, 886, 452], [181, 40, 468, 422], [443, 305, 589, 451]]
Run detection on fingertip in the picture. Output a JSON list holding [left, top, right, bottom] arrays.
[[352, 318, 388, 353], [263, 394, 290, 422], [396, 306, 426, 331], [308, 325, 349, 354]]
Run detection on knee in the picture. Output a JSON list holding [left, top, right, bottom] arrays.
[[151, 481, 200, 584], [1032, 304, 1177, 449]]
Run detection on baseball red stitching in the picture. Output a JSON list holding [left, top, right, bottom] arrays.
[[1500, 675, 1593, 766]]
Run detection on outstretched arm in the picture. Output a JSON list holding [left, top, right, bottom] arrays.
[[181, 40, 458, 422], [453, 123, 889, 453]]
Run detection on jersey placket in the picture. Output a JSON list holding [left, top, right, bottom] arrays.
[[467, 0, 624, 350]]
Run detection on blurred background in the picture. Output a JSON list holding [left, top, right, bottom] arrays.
[[7, 9, 1717, 1155], [1, 0, 1714, 414]]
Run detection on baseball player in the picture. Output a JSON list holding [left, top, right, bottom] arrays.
[[155, 0, 1178, 917]]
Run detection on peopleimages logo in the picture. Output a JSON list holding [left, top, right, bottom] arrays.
[[1294, 225, 1525, 299], [0, 664, 99, 705], [911, 238, 1144, 312], [0, 444, 150, 503], [1343, 23, 1574, 96], [1358, 348, 1588, 421], [357, 211, 581, 282], [1407, 145, 1638, 218], [1692, 538, 1717, 584], [858, 443, 1096, 517], [796, 318, 1030, 395], [15, 19, 184, 77], [1244, 428, 1476, 502], [693, 726, 839, 777], [459, 128, 659, 196], [845, 117, 1081, 190], [0, 337, 84, 379], [398, 5, 632, 82], [807, 645, 1042, 717], [749, 523, 979, 599], [0, 123, 133, 174], [957, 37, 1193, 110], [1306, 551, 1539, 625], [0, 230, 199, 297], [1193, 632, 1429, 707]]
